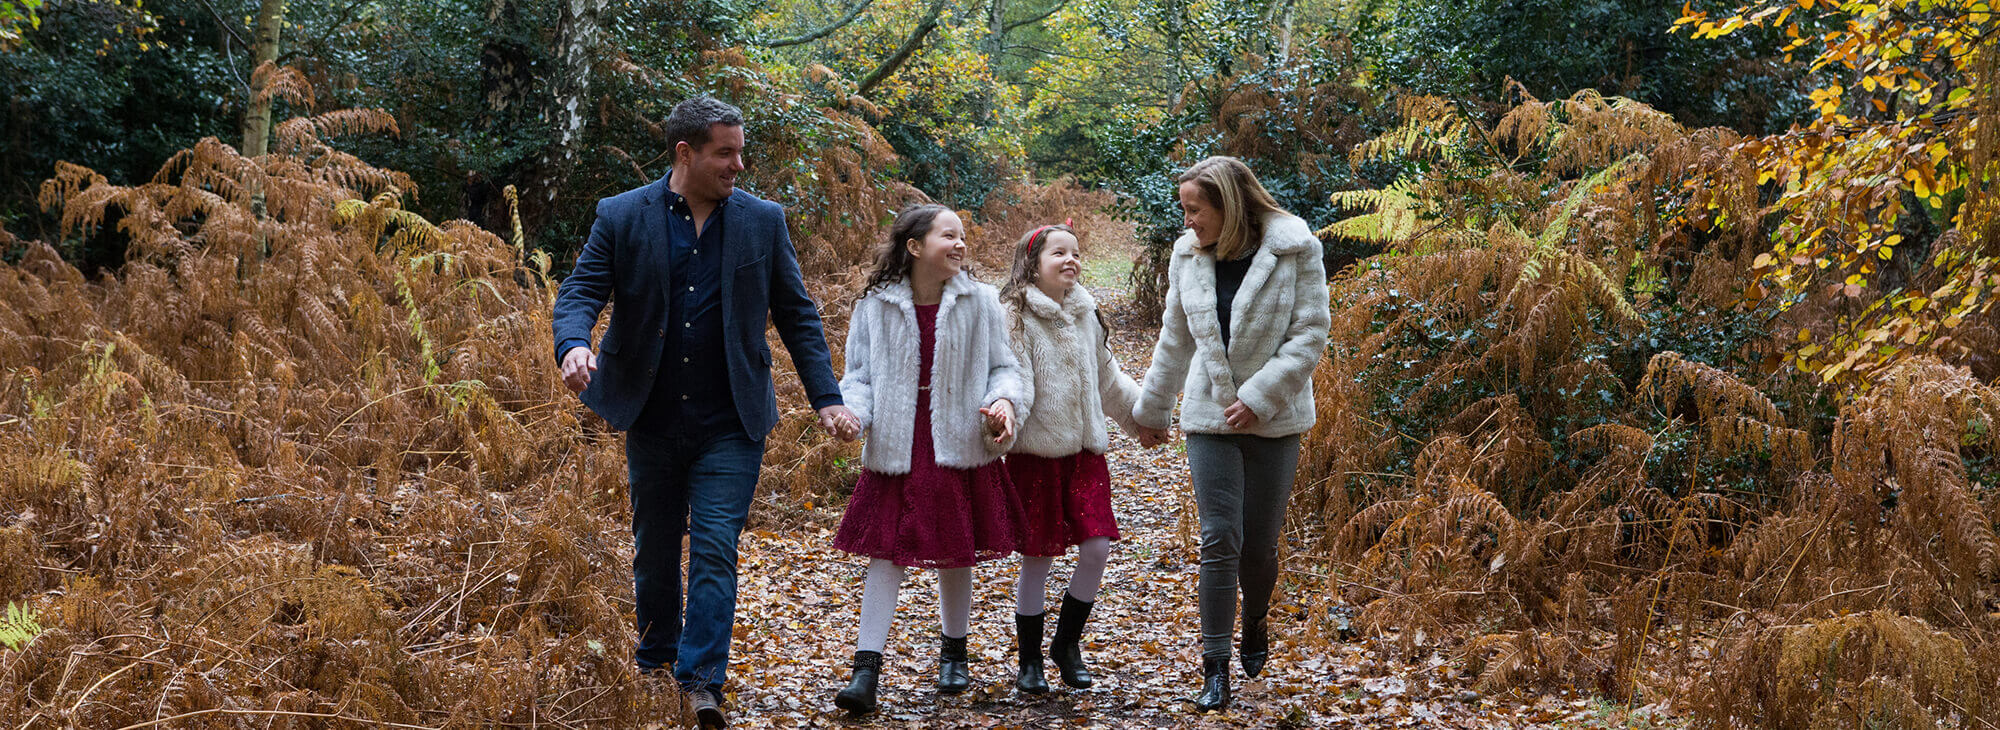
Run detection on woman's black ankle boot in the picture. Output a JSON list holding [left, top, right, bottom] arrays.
[[1240, 613, 1269, 679], [834, 650, 882, 714], [1014, 612, 1050, 694], [938, 634, 971, 694], [1193, 655, 1230, 711], [1049, 594, 1095, 688]]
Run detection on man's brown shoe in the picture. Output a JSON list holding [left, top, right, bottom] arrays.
[[688, 687, 727, 729]]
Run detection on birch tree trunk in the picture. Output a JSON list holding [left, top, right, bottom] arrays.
[[239, 0, 285, 158], [538, 0, 609, 207]]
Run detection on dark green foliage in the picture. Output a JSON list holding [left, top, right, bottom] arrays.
[[1356, 0, 1817, 133], [1, 1, 233, 249]]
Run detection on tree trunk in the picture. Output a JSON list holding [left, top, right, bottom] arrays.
[[1274, 0, 1297, 64], [470, 0, 533, 234], [1166, 0, 1185, 110], [984, 0, 1006, 68], [239, 0, 285, 158], [537, 0, 609, 210]]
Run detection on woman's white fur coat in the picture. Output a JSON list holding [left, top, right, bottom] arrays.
[[1004, 285, 1142, 458], [841, 271, 1025, 474], [1134, 212, 1330, 437]]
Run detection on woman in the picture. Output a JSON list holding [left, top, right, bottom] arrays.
[[1130, 156, 1329, 711]]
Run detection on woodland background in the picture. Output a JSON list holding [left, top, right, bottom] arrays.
[[1, 0, 1998, 727]]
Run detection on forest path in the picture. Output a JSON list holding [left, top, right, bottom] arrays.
[[709, 243, 1622, 729]]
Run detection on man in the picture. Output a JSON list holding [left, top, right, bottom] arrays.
[[553, 95, 859, 729]]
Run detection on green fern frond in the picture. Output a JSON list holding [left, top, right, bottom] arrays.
[[1320, 183, 1424, 245], [0, 601, 43, 651]]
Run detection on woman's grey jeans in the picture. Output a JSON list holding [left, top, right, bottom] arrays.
[[1186, 432, 1301, 660]]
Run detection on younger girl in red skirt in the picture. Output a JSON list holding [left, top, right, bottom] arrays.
[[998, 223, 1142, 694], [832, 204, 1028, 714]]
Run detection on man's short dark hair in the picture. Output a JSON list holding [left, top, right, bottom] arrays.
[[664, 96, 744, 153]]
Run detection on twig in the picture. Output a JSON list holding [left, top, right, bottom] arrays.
[[1936, 693, 2000, 730], [68, 647, 173, 715], [1782, 582, 1891, 623]]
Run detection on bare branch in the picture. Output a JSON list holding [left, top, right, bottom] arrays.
[[856, 0, 948, 97], [1002, 0, 1071, 32], [759, 0, 874, 47]]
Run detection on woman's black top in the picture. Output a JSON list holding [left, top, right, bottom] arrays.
[[1214, 252, 1254, 350]]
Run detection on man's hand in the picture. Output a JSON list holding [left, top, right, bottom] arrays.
[[980, 399, 1016, 444], [1223, 400, 1260, 431], [818, 404, 861, 441], [561, 346, 597, 394]]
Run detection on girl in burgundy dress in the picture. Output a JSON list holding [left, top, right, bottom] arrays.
[[997, 223, 1142, 694], [832, 204, 1028, 714]]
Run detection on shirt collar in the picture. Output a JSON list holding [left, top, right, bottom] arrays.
[[662, 169, 733, 210]]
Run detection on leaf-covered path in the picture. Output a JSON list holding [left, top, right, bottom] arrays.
[[710, 279, 1633, 729]]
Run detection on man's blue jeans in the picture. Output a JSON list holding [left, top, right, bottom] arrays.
[[624, 428, 764, 693]]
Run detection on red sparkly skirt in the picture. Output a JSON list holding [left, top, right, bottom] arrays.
[[1005, 451, 1120, 557], [833, 392, 1025, 569]]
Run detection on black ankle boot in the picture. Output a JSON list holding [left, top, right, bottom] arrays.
[[938, 634, 971, 694], [1014, 612, 1050, 694], [1049, 593, 1094, 689], [1240, 613, 1269, 679], [834, 650, 882, 714], [1193, 655, 1230, 711]]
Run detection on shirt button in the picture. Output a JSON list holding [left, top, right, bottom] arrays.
[[682, 357, 690, 363], [657, 328, 664, 337], [681, 394, 689, 401], [684, 322, 691, 328], [688, 286, 695, 292], [692, 249, 699, 255]]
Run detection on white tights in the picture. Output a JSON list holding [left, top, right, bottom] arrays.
[[855, 559, 972, 653], [1014, 536, 1111, 615]]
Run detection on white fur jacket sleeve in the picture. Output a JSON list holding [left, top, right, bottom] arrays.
[[840, 272, 1025, 474], [1133, 212, 1329, 437], [1005, 285, 1142, 458]]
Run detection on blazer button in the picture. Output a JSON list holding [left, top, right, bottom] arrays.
[[657, 328, 664, 337], [648, 367, 656, 375]]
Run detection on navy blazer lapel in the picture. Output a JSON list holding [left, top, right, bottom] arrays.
[[722, 194, 750, 271], [718, 193, 749, 339]]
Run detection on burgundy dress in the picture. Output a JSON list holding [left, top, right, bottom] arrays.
[[1006, 451, 1120, 557], [834, 304, 1026, 569]]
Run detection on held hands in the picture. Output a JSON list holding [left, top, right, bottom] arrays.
[[818, 404, 861, 441], [560, 346, 597, 393], [1132, 424, 1172, 449], [980, 399, 1016, 444], [1224, 400, 1261, 431]]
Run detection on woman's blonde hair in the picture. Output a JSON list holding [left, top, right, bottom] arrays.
[[1176, 156, 1286, 261]]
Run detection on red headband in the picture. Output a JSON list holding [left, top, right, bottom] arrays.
[[1027, 218, 1076, 243]]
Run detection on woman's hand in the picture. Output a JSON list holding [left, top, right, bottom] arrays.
[[981, 399, 1016, 444], [1132, 425, 1171, 448], [1224, 400, 1260, 431]]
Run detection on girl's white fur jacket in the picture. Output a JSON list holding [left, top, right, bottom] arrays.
[[1004, 285, 1142, 458], [841, 272, 1025, 474], [1134, 212, 1330, 437]]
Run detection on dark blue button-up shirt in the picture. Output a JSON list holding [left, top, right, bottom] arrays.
[[632, 172, 740, 435]]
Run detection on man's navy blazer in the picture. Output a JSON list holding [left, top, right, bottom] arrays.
[[552, 177, 843, 436]]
